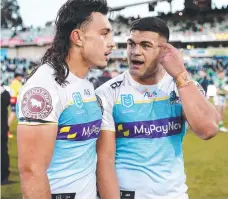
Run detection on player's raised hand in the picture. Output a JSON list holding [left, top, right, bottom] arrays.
[[158, 43, 187, 78]]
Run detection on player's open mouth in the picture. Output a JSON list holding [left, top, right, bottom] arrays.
[[104, 51, 112, 60], [105, 51, 112, 56], [131, 60, 144, 67]]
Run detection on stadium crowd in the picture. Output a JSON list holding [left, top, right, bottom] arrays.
[[1, 7, 228, 46], [1, 56, 227, 87]]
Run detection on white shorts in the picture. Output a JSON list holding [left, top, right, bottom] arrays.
[[97, 193, 189, 199], [177, 194, 189, 199], [214, 95, 226, 106], [51, 172, 97, 199]]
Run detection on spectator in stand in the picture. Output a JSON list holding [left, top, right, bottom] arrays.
[[8, 72, 23, 138], [110, 70, 120, 78], [89, 77, 100, 90], [1, 85, 11, 184], [198, 70, 209, 94], [96, 70, 111, 88], [214, 69, 228, 132]]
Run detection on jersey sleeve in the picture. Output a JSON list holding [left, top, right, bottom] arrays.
[[95, 85, 116, 132], [17, 83, 63, 125]]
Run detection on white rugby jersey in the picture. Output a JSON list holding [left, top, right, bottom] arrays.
[[17, 64, 102, 199], [96, 70, 203, 199]]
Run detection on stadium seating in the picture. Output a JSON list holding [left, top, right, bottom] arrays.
[[1, 10, 227, 45]]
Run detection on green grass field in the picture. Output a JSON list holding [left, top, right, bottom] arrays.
[[1, 103, 228, 199]]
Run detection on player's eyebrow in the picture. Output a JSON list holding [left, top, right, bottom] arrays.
[[127, 38, 136, 43], [127, 38, 155, 46], [100, 28, 112, 33], [140, 41, 154, 46]]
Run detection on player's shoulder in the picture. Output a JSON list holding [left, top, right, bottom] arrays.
[[97, 72, 126, 91], [25, 64, 56, 87], [166, 73, 175, 82], [19, 64, 58, 101], [160, 72, 176, 91]]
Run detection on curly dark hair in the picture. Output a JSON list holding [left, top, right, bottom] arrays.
[[29, 0, 109, 86]]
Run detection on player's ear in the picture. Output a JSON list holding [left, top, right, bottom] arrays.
[[70, 29, 83, 47]]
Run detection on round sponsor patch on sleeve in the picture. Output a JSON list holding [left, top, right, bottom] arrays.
[[21, 87, 53, 120]]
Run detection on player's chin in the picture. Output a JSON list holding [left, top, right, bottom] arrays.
[[97, 65, 107, 70], [95, 60, 108, 70], [129, 66, 141, 76]]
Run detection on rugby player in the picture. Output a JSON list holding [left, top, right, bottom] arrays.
[[214, 69, 228, 132], [16, 0, 114, 199], [96, 17, 219, 199]]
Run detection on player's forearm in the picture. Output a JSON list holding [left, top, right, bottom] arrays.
[[20, 170, 51, 199], [97, 159, 120, 199], [178, 82, 219, 140]]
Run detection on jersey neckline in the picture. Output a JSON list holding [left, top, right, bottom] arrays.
[[68, 70, 88, 82], [125, 70, 168, 89]]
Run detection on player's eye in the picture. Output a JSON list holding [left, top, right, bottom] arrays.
[[142, 43, 152, 49], [128, 42, 135, 47], [102, 31, 109, 36]]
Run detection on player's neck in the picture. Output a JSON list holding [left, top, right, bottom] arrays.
[[66, 50, 90, 79], [131, 65, 166, 85]]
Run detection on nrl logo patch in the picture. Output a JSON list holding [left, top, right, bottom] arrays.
[[121, 94, 134, 108], [72, 92, 83, 108]]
